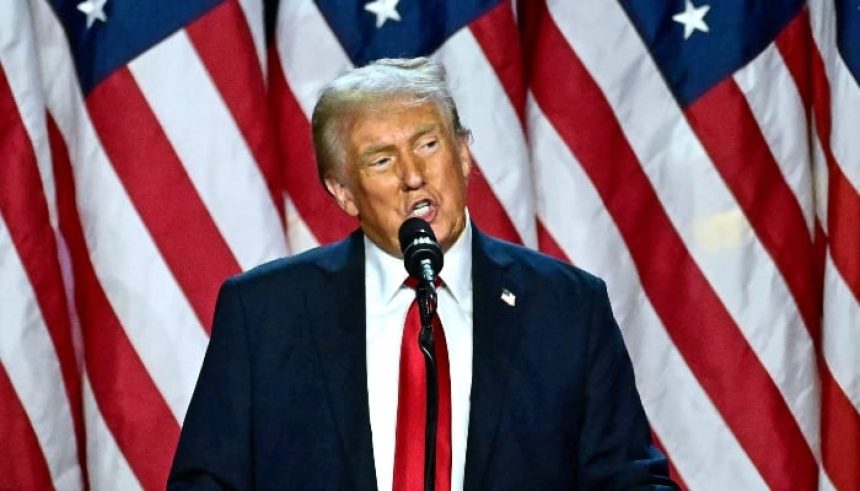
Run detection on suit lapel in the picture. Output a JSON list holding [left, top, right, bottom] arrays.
[[464, 229, 525, 490], [305, 230, 377, 491]]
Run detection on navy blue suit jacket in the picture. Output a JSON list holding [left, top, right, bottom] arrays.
[[169, 228, 675, 489]]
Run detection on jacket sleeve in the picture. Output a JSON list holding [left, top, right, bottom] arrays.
[[577, 280, 678, 490], [168, 277, 253, 490]]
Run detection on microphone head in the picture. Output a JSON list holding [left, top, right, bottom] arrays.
[[398, 217, 444, 279]]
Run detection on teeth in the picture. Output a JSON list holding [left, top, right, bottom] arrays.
[[412, 201, 431, 217]]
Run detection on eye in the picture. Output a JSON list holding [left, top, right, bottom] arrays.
[[424, 138, 438, 149], [369, 156, 391, 167]]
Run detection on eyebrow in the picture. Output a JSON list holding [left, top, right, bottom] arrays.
[[359, 124, 440, 159]]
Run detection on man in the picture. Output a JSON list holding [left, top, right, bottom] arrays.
[[169, 57, 676, 489]]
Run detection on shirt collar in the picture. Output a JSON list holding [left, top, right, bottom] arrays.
[[364, 212, 473, 306]]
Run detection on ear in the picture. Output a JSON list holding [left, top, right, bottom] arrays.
[[324, 175, 359, 217], [457, 134, 472, 179]]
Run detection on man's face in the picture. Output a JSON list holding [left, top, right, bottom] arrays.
[[325, 98, 471, 257]]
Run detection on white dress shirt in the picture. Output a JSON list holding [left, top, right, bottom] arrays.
[[365, 221, 473, 491]]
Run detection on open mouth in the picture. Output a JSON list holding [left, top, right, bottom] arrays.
[[409, 199, 435, 220]]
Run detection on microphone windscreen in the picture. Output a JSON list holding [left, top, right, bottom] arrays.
[[398, 217, 443, 279], [398, 217, 436, 254]]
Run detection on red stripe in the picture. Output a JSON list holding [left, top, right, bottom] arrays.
[[86, 67, 242, 330], [521, 4, 818, 488], [802, 18, 860, 303], [685, 79, 821, 335], [775, 11, 813, 111], [48, 114, 180, 490], [820, 359, 860, 490], [469, 1, 571, 262], [826, 163, 860, 301], [185, 0, 284, 228], [465, 163, 522, 244], [777, 18, 860, 490], [469, 1, 526, 125], [0, 65, 86, 482], [536, 219, 571, 264], [0, 365, 54, 490], [268, 48, 357, 244]]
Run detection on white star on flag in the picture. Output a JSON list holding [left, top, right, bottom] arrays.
[[672, 0, 710, 40], [77, 0, 108, 28], [364, 0, 401, 28]]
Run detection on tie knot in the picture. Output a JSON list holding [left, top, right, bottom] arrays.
[[404, 276, 443, 290]]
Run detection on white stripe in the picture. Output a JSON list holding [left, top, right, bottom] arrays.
[[733, 43, 815, 235], [811, 118, 829, 229], [235, 0, 266, 76], [809, 0, 860, 192], [435, 28, 538, 247], [128, 29, 287, 272], [285, 194, 320, 254], [822, 251, 860, 411], [276, 0, 352, 118], [30, 0, 208, 424], [83, 375, 141, 491], [0, 215, 83, 491], [0, 1, 58, 229], [527, 98, 767, 489], [547, 0, 821, 451], [819, 470, 837, 491]]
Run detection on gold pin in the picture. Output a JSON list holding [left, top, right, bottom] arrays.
[[500, 288, 516, 307]]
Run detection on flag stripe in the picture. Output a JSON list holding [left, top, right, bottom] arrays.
[[545, 0, 823, 460], [807, 2, 860, 302], [49, 115, 180, 491], [526, 99, 767, 488], [86, 67, 242, 328], [0, 63, 85, 485], [650, 433, 688, 491], [128, 29, 285, 271], [535, 220, 570, 263], [185, 0, 285, 226], [0, 213, 82, 490], [468, 1, 526, 125], [285, 195, 321, 254], [825, 164, 860, 301], [807, 0, 860, 192], [465, 166, 522, 244], [82, 375, 141, 490], [776, 16, 860, 490], [545, 4, 819, 432], [820, 357, 860, 490], [437, 27, 536, 246], [269, 50, 357, 244], [468, 1, 570, 260], [525, 4, 818, 488], [0, 364, 54, 491], [274, 0, 350, 119], [685, 81, 820, 333], [821, 253, 860, 410], [45, 93, 208, 427], [734, 42, 815, 235]]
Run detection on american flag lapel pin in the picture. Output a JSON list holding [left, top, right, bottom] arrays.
[[500, 288, 516, 307]]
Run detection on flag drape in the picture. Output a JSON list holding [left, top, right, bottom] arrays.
[[1, 0, 857, 489]]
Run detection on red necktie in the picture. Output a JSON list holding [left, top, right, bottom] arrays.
[[392, 278, 452, 491]]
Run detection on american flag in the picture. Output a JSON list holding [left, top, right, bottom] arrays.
[[1, 0, 857, 489]]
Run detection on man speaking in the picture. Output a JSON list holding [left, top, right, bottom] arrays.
[[169, 57, 676, 490]]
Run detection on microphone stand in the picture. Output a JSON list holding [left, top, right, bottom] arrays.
[[416, 279, 438, 491]]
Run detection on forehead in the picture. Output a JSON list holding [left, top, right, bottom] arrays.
[[344, 99, 448, 146]]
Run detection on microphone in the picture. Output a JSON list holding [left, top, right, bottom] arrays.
[[398, 217, 444, 491], [398, 217, 444, 285]]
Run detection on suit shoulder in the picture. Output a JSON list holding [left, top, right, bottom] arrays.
[[224, 236, 353, 292], [480, 233, 606, 293]]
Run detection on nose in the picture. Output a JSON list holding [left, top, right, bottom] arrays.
[[399, 153, 425, 190]]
